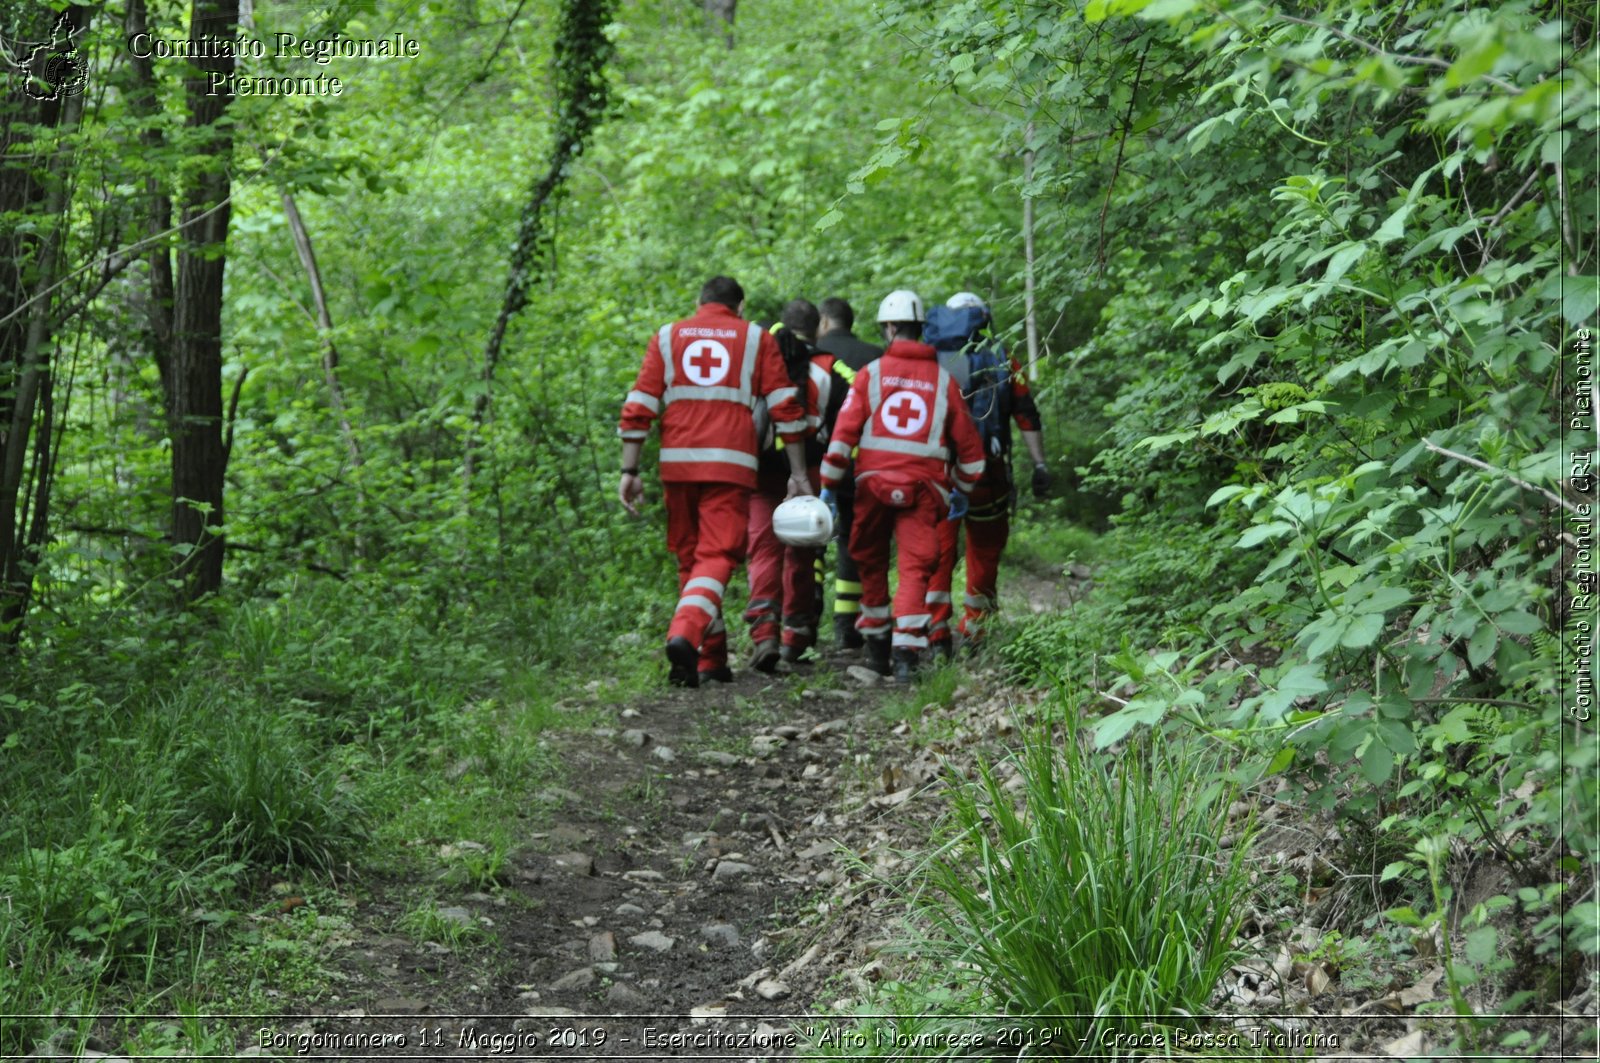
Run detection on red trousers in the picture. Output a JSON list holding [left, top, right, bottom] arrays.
[[929, 476, 1010, 643], [849, 478, 942, 650], [744, 474, 822, 651], [665, 481, 749, 672]]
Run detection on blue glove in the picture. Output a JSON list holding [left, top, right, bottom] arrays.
[[819, 487, 839, 524], [947, 490, 968, 522]]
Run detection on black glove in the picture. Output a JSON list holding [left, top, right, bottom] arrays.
[[1031, 462, 1052, 499]]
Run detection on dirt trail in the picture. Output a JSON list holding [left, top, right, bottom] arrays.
[[240, 565, 1086, 1062], [248, 647, 956, 1060]]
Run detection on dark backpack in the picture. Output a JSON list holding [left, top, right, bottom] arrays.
[[924, 304, 1009, 458]]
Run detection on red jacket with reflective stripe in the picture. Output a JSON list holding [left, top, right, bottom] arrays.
[[620, 303, 805, 488], [820, 340, 985, 499]]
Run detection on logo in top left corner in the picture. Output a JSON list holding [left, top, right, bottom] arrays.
[[18, 14, 87, 101]]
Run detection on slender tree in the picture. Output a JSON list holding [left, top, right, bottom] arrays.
[[471, 0, 616, 475], [167, 0, 240, 600], [0, 6, 89, 644]]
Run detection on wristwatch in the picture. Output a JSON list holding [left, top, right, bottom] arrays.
[[621, 466, 639, 476]]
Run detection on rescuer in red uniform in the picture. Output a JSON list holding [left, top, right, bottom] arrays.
[[819, 290, 986, 684], [619, 277, 811, 688], [743, 300, 852, 671], [925, 292, 1052, 654]]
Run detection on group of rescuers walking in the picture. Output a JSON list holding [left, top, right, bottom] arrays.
[[618, 275, 1051, 687]]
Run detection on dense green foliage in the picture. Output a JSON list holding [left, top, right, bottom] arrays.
[[0, 0, 1592, 1054]]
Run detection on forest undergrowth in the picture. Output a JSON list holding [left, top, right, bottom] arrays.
[[2, 0, 1595, 1058]]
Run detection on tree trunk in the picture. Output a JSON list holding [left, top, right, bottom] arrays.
[[168, 0, 239, 601], [0, 6, 86, 643], [703, 0, 736, 46], [1021, 120, 1039, 381]]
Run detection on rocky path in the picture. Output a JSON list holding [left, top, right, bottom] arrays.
[[245, 640, 979, 1061]]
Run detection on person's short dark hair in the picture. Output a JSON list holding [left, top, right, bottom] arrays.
[[780, 298, 820, 339], [819, 297, 854, 330], [893, 322, 923, 341], [699, 276, 744, 311]]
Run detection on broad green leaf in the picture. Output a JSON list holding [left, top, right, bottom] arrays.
[[1207, 484, 1249, 507], [1373, 204, 1411, 246], [1093, 699, 1166, 749], [1324, 242, 1367, 284], [1340, 612, 1384, 649], [1237, 521, 1294, 548], [1467, 622, 1497, 668], [1464, 925, 1498, 965], [1361, 743, 1394, 784]]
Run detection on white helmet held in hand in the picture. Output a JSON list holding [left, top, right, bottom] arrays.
[[876, 289, 925, 324], [947, 291, 987, 312], [772, 495, 834, 547]]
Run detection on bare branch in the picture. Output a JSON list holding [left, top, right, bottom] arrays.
[[1422, 440, 1582, 515]]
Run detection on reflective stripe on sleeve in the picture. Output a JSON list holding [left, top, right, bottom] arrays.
[[765, 386, 798, 407], [825, 439, 852, 460], [956, 458, 986, 477], [618, 429, 649, 440], [626, 390, 661, 413], [660, 447, 759, 470]]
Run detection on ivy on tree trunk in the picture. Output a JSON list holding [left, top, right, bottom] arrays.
[[472, 0, 616, 471]]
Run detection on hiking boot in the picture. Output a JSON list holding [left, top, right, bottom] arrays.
[[699, 665, 734, 684], [892, 647, 920, 685], [666, 637, 700, 688], [748, 638, 780, 674], [863, 635, 891, 677], [929, 640, 953, 664], [834, 616, 864, 649], [779, 644, 814, 666]]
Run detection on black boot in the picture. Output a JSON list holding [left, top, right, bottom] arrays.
[[930, 640, 953, 664], [892, 647, 920, 685], [666, 637, 699, 688], [835, 615, 864, 649], [864, 635, 891, 677]]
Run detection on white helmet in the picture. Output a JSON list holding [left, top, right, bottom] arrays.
[[947, 291, 987, 311], [876, 289, 925, 324], [772, 495, 834, 547]]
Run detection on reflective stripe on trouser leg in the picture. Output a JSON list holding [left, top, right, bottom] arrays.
[[893, 612, 931, 650], [856, 603, 891, 637]]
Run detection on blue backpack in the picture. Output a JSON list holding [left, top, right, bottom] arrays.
[[924, 304, 1009, 458]]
